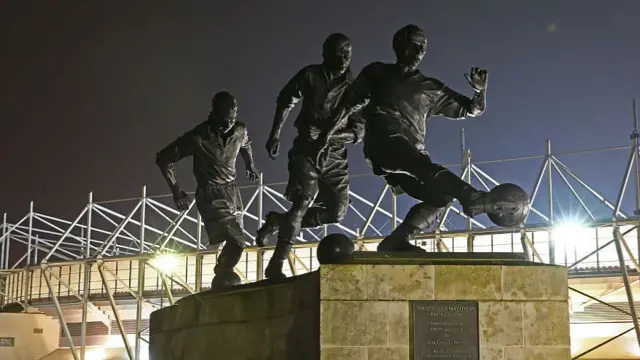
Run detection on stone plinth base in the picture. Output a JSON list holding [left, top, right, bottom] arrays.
[[149, 252, 570, 360], [149, 271, 320, 360]]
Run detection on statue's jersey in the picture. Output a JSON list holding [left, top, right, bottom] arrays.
[[278, 64, 364, 141], [156, 119, 251, 186], [345, 62, 471, 153]]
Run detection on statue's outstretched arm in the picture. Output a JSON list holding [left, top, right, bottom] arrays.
[[155, 126, 198, 194], [266, 67, 307, 160], [239, 126, 259, 183], [268, 68, 307, 140], [435, 67, 488, 120]]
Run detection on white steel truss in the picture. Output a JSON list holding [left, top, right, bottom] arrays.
[[1, 101, 640, 360]]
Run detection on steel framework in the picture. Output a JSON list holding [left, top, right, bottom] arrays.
[[1, 101, 640, 360]]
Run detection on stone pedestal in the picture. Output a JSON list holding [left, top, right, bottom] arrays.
[[149, 252, 570, 360], [149, 272, 321, 360]]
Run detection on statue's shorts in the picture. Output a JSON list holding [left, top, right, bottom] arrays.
[[284, 135, 350, 210], [363, 135, 453, 208], [195, 181, 246, 248]]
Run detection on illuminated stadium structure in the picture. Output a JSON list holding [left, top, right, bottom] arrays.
[[3, 111, 640, 359]]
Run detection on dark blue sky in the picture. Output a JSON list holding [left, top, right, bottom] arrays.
[[1, 0, 640, 226]]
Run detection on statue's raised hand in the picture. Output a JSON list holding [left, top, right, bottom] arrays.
[[464, 67, 488, 92]]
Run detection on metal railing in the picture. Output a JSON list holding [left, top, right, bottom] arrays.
[[1, 220, 640, 304]]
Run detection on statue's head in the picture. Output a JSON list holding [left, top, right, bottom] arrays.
[[392, 24, 427, 71], [210, 91, 238, 133], [322, 33, 352, 74]]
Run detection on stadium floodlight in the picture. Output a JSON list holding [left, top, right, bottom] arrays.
[[150, 254, 178, 274], [552, 220, 591, 249], [552, 221, 584, 241]]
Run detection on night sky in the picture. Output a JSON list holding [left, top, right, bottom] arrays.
[[2, 1, 640, 225]]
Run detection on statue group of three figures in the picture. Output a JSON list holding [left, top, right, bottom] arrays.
[[155, 24, 530, 289]]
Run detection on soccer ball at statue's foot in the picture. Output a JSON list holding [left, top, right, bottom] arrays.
[[210, 271, 241, 291], [317, 233, 355, 265], [484, 183, 531, 228]]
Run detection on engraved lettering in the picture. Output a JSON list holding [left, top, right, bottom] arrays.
[[411, 301, 479, 360]]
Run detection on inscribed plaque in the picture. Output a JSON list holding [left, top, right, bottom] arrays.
[[411, 300, 479, 360]]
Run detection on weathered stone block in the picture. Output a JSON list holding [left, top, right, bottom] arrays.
[[321, 347, 367, 360], [523, 301, 571, 346], [502, 265, 568, 301], [321, 301, 388, 346], [196, 294, 228, 322], [168, 297, 201, 330], [150, 272, 320, 359], [321, 264, 366, 300], [479, 301, 523, 346], [366, 264, 434, 300], [267, 314, 297, 338], [388, 301, 410, 346], [480, 347, 504, 360], [263, 282, 307, 318], [190, 275, 318, 327], [149, 333, 168, 360], [197, 290, 269, 325], [150, 306, 179, 333], [434, 265, 502, 300], [269, 309, 320, 359], [150, 253, 571, 360], [367, 346, 410, 360], [504, 346, 571, 360]]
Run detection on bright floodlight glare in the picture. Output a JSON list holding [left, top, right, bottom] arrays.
[[552, 221, 586, 246], [151, 254, 178, 274], [552, 221, 583, 237]]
